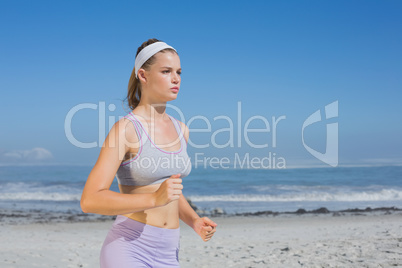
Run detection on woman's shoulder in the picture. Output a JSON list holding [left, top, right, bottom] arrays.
[[116, 113, 137, 127], [112, 114, 141, 144]]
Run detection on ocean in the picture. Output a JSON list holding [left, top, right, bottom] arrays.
[[0, 165, 401, 221]]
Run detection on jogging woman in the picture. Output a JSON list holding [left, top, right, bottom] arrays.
[[80, 38, 217, 267]]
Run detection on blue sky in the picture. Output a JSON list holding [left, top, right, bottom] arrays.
[[1, 0, 401, 168]]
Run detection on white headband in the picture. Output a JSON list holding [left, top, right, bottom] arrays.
[[134, 41, 176, 78]]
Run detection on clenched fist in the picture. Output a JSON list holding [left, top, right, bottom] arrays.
[[153, 174, 183, 207]]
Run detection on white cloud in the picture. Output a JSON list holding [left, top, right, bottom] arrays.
[[0, 147, 53, 163]]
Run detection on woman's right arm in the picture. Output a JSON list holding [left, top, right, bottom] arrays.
[[80, 118, 182, 215]]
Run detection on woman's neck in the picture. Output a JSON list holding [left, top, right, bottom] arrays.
[[134, 103, 168, 122]]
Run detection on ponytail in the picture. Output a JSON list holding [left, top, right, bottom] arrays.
[[127, 67, 141, 110]]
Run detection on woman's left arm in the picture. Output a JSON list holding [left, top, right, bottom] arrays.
[[178, 194, 217, 242], [177, 121, 217, 241]]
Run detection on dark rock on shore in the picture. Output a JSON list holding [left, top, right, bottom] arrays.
[[296, 209, 307, 214], [235, 210, 279, 216], [292, 207, 329, 214], [339, 206, 402, 213], [311, 207, 330, 214], [211, 207, 225, 215], [185, 198, 227, 217], [227, 206, 402, 217]]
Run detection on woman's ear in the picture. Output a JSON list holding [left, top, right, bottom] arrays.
[[138, 69, 147, 83]]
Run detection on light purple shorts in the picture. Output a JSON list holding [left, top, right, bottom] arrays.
[[100, 215, 180, 268]]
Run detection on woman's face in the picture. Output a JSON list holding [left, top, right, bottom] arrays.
[[140, 51, 181, 102]]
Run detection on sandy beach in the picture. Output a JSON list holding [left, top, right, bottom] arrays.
[[1, 211, 401, 268]]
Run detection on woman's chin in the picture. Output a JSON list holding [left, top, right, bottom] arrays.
[[167, 94, 178, 101]]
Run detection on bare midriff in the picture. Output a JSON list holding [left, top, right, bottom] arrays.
[[118, 184, 180, 229]]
